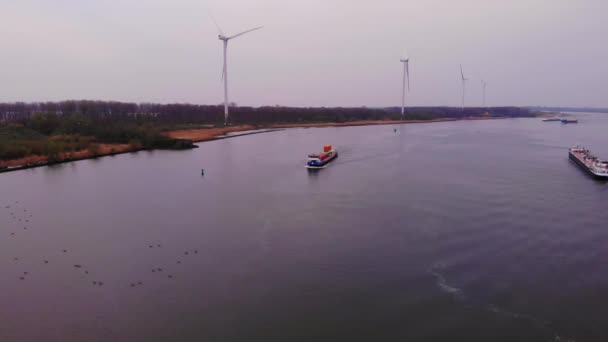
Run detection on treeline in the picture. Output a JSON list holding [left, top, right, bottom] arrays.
[[527, 106, 608, 114], [0, 101, 224, 136], [388, 106, 533, 118], [0, 100, 535, 127]]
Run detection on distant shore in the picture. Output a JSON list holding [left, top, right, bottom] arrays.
[[1, 116, 508, 173], [165, 115, 505, 142], [536, 111, 563, 118]]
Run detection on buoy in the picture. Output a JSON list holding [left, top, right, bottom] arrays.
[[201, 169, 205, 176]]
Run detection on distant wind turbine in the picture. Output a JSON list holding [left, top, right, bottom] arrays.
[[400, 49, 410, 119], [211, 17, 263, 125], [460, 64, 469, 111], [481, 79, 487, 107]]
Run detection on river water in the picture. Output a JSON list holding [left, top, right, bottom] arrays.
[[1, 113, 607, 341]]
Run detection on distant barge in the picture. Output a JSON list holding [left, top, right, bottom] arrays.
[[561, 119, 578, 124], [307, 145, 338, 169], [569, 147, 608, 179]]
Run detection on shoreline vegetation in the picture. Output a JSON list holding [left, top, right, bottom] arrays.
[[1, 101, 538, 172]]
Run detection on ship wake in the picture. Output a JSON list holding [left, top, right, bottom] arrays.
[[427, 263, 574, 342]]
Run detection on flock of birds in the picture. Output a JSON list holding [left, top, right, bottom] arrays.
[[3, 200, 200, 288]]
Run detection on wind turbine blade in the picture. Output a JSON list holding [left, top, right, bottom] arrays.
[[208, 12, 224, 36], [460, 64, 465, 81], [227, 26, 263, 40]]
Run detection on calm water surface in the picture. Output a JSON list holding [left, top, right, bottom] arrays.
[[2, 113, 608, 341]]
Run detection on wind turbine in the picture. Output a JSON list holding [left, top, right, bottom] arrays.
[[460, 64, 469, 111], [481, 79, 487, 107], [212, 18, 263, 125], [400, 49, 410, 119]]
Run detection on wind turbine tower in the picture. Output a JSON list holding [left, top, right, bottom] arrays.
[[213, 20, 263, 125], [400, 49, 410, 119], [460, 65, 469, 111], [481, 79, 487, 107]]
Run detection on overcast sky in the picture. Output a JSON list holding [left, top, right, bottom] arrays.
[[0, 0, 606, 107]]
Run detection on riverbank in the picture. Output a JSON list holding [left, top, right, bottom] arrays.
[[536, 111, 564, 118], [0, 143, 137, 172], [164, 125, 259, 142], [270, 116, 504, 128], [165, 116, 505, 142], [0, 116, 509, 173]]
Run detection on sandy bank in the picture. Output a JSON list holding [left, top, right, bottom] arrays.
[[164, 125, 259, 142], [269, 116, 504, 129], [0, 143, 135, 169], [165, 116, 505, 142]]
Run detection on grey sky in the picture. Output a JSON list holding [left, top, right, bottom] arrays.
[[1, 0, 606, 107]]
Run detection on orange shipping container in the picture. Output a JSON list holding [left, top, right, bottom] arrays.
[[324, 145, 332, 152]]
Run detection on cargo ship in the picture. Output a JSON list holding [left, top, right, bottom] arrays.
[[569, 147, 608, 179], [307, 145, 338, 169], [561, 119, 578, 124]]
